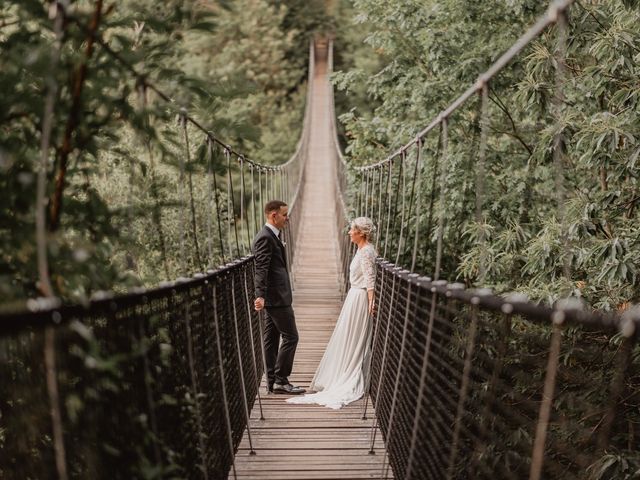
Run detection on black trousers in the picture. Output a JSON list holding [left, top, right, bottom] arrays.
[[263, 306, 298, 386]]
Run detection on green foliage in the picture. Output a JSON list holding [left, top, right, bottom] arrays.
[[0, 0, 326, 305], [587, 452, 640, 479], [333, 0, 640, 310]]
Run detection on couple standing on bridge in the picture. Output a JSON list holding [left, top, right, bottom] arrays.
[[253, 200, 377, 409]]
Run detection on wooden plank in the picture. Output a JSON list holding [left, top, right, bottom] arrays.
[[232, 48, 393, 480]]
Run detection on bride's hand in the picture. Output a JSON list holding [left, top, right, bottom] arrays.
[[368, 301, 375, 316]]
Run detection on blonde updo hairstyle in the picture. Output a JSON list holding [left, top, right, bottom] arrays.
[[351, 217, 376, 241]]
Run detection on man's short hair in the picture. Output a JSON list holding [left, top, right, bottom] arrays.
[[264, 200, 287, 215]]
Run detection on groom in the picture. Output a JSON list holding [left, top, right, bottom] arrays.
[[253, 200, 305, 395]]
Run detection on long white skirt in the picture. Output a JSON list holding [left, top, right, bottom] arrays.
[[287, 287, 371, 409]]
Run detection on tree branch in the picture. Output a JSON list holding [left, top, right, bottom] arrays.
[[48, 0, 104, 231], [488, 88, 534, 157]]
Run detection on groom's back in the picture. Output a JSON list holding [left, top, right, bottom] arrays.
[[252, 226, 292, 307]]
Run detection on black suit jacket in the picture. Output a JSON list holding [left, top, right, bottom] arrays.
[[252, 225, 292, 307]]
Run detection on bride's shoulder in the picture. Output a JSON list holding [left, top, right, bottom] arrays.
[[362, 243, 377, 257]]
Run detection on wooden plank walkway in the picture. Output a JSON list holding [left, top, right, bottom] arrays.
[[233, 46, 392, 480]]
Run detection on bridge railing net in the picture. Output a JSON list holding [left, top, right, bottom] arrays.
[[328, 1, 640, 478], [368, 262, 638, 480], [0, 258, 261, 479]]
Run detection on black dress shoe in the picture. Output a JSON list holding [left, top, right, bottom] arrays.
[[272, 383, 306, 395]]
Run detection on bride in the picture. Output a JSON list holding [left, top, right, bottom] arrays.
[[287, 217, 376, 409]]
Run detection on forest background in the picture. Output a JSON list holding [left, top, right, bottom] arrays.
[[1, 1, 639, 477], [1, 0, 639, 313]]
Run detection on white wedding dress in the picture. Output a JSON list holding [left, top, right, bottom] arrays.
[[287, 243, 377, 409]]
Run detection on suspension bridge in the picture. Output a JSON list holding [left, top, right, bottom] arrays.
[[1, 1, 639, 479]]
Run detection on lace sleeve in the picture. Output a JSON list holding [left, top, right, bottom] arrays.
[[361, 246, 377, 291]]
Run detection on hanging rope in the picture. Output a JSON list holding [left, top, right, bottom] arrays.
[[240, 156, 252, 254], [475, 81, 490, 284], [138, 85, 170, 278], [225, 147, 241, 259], [204, 138, 215, 265], [250, 164, 258, 235], [382, 161, 393, 258], [394, 149, 407, 265], [207, 138, 227, 264], [410, 140, 424, 272], [552, 8, 572, 285], [180, 115, 203, 270], [434, 119, 449, 281], [176, 114, 189, 276]]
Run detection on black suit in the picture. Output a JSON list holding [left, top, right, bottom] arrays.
[[252, 225, 298, 387]]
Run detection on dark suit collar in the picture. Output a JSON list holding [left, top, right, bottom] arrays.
[[263, 225, 286, 261], [263, 224, 279, 241], [264, 222, 280, 238], [264, 224, 284, 243]]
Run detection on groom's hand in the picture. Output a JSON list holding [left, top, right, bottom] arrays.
[[254, 297, 265, 311]]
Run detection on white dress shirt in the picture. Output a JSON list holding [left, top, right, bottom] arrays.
[[265, 223, 281, 240]]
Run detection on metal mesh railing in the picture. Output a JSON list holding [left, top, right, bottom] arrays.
[[0, 258, 264, 479], [367, 262, 639, 480]]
